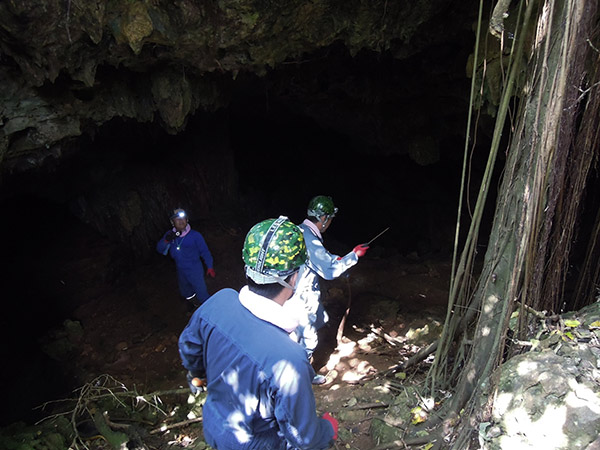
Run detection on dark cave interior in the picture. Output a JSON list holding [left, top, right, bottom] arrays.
[[0, 41, 510, 426]]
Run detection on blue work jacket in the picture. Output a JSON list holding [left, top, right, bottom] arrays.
[[179, 288, 334, 450], [157, 228, 213, 273]]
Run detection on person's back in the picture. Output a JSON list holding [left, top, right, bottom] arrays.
[[178, 216, 337, 450], [180, 288, 330, 449]]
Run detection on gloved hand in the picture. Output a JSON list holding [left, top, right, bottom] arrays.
[[206, 268, 216, 278], [353, 244, 369, 257], [323, 412, 338, 440], [186, 371, 206, 395], [165, 230, 177, 242]]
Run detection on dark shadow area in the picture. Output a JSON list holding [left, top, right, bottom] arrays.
[[0, 196, 97, 424], [229, 95, 469, 257]]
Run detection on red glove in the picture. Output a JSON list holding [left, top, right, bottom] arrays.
[[206, 268, 216, 278], [353, 244, 369, 257], [322, 412, 338, 440]]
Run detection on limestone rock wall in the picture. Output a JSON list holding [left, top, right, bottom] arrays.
[[0, 0, 475, 172]]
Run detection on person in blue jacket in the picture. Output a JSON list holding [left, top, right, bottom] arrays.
[[156, 208, 215, 308], [178, 216, 338, 450], [286, 196, 368, 385]]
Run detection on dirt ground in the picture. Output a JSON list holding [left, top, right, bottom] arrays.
[[27, 221, 452, 449]]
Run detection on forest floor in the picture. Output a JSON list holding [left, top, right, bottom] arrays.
[[6, 221, 453, 450]]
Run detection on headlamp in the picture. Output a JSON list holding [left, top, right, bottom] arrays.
[[171, 209, 187, 220]]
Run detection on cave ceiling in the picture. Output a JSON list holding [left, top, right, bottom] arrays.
[[0, 0, 485, 176]]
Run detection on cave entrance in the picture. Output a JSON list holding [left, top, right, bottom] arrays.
[[0, 46, 499, 428]]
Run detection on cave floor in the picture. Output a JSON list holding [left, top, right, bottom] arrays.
[[46, 223, 452, 449]]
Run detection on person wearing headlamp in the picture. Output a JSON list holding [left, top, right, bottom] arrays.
[[157, 208, 215, 310]]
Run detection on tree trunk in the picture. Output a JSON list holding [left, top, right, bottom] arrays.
[[425, 0, 599, 446]]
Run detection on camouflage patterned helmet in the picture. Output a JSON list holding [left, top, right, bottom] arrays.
[[243, 216, 307, 284], [307, 195, 338, 219]]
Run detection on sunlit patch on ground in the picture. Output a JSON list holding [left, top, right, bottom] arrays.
[[167, 434, 197, 447], [322, 338, 377, 383]]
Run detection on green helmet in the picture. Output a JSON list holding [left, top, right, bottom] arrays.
[[243, 216, 307, 285], [307, 195, 338, 219]]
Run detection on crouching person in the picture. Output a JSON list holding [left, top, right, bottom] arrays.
[[178, 216, 338, 449]]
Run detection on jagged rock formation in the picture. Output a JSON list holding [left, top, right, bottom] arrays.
[[0, 0, 480, 173]]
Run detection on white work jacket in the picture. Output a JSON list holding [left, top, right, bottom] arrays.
[[288, 220, 358, 329]]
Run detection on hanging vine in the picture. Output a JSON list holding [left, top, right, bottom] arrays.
[[409, 0, 600, 448]]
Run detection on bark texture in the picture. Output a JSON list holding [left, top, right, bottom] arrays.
[[427, 0, 600, 446]]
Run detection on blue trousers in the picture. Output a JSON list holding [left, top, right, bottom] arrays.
[[177, 265, 209, 302]]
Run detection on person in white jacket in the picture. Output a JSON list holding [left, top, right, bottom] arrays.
[[287, 195, 369, 384]]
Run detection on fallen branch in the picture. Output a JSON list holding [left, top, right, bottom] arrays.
[[150, 417, 203, 434], [354, 414, 385, 425], [36, 387, 190, 415], [346, 402, 389, 411], [380, 340, 438, 376], [34, 374, 192, 449], [103, 411, 131, 430], [92, 409, 129, 448], [370, 327, 404, 347], [515, 301, 547, 320]]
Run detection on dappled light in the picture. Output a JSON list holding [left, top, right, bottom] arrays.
[[322, 335, 378, 383], [499, 403, 568, 448], [341, 359, 376, 383], [223, 368, 240, 392], [272, 360, 300, 395], [228, 410, 252, 444], [565, 379, 600, 414], [516, 359, 539, 376], [466, 367, 478, 383], [374, 383, 393, 395], [241, 393, 259, 417], [482, 294, 499, 314], [322, 318, 438, 385], [482, 306, 600, 448]]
